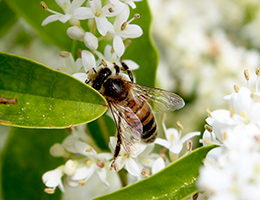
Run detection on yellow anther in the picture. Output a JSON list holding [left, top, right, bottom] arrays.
[[244, 69, 250, 81], [40, 1, 48, 10], [204, 124, 213, 132], [121, 21, 127, 31], [78, 180, 86, 186], [44, 188, 55, 194], [234, 84, 239, 92], [176, 121, 183, 131], [96, 161, 105, 168]]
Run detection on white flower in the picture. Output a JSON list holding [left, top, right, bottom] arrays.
[[94, 44, 139, 70], [66, 26, 85, 40], [109, 137, 146, 177], [59, 51, 83, 75], [42, 166, 65, 193], [110, 6, 143, 57], [152, 157, 165, 175], [73, 0, 124, 36], [41, 0, 85, 26], [63, 159, 77, 176], [68, 141, 113, 186], [84, 32, 98, 50], [134, 143, 160, 170], [110, 0, 142, 9], [155, 122, 200, 154], [81, 50, 97, 71]]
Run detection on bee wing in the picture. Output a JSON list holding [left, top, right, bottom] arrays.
[[129, 82, 185, 113], [109, 101, 142, 157]]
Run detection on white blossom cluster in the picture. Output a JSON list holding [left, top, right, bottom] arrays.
[[42, 121, 200, 196], [196, 70, 260, 200], [149, 0, 260, 134], [41, 0, 143, 64]]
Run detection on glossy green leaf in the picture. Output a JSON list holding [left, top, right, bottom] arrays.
[[0, 52, 107, 128], [95, 145, 216, 200], [1, 127, 69, 200], [0, 1, 18, 39]]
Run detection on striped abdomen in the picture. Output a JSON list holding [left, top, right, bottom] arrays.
[[126, 98, 158, 143]]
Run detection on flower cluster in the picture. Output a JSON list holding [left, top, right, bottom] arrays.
[[197, 69, 260, 200], [42, 120, 200, 195], [149, 0, 260, 135], [41, 0, 143, 61]]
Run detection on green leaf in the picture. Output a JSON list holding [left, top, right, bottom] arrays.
[[0, 52, 107, 128], [0, 1, 18, 39], [1, 127, 69, 200], [95, 145, 216, 200], [87, 114, 116, 151]]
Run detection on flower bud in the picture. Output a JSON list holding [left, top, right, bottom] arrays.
[[63, 159, 77, 176], [50, 143, 67, 157], [67, 26, 85, 40], [84, 32, 98, 50]]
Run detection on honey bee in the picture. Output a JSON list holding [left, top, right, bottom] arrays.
[[86, 61, 185, 169]]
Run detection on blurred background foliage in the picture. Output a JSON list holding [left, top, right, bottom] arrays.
[[1, 0, 260, 199]]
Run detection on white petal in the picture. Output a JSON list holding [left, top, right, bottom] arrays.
[[154, 138, 170, 149], [41, 14, 61, 26], [82, 50, 96, 71], [89, 0, 101, 12], [84, 32, 98, 50], [62, 135, 79, 153], [71, 166, 95, 181], [180, 131, 201, 144], [74, 141, 94, 155], [211, 109, 236, 125], [165, 128, 179, 143], [113, 5, 129, 29], [96, 17, 111, 36], [123, 59, 139, 70], [96, 168, 110, 186], [110, 0, 119, 5], [72, 73, 88, 83], [73, 7, 94, 19], [75, 58, 83, 72], [71, 0, 85, 11], [113, 35, 125, 57], [42, 168, 63, 188], [63, 160, 77, 176], [67, 26, 85, 40], [152, 157, 165, 174], [104, 44, 113, 59], [120, 24, 143, 39], [58, 14, 71, 23], [127, 1, 136, 9], [125, 158, 141, 176], [169, 144, 183, 154]]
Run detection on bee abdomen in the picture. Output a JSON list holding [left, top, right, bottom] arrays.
[[127, 99, 158, 143], [141, 116, 158, 143]]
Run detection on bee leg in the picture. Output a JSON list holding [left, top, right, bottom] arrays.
[[111, 131, 122, 171], [113, 63, 120, 75], [121, 61, 134, 82], [108, 102, 122, 171]]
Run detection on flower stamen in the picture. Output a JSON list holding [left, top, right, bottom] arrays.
[[44, 188, 55, 194], [78, 180, 86, 186], [40, 1, 48, 10]]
